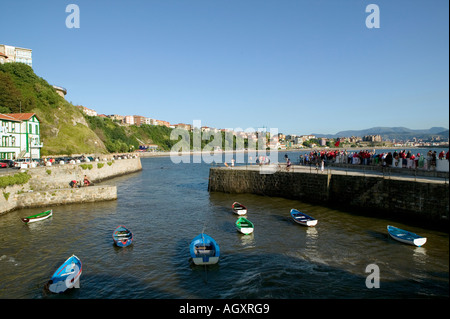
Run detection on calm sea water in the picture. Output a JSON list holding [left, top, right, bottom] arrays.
[[0, 154, 448, 299]]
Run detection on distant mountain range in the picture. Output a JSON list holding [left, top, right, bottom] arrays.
[[312, 127, 449, 141]]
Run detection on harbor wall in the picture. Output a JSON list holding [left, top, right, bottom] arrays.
[[208, 167, 449, 222], [14, 185, 117, 209], [0, 157, 141, 215], [27, 157, 142, 191]]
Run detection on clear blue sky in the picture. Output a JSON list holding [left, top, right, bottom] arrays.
[[1, 0, 448, 135]]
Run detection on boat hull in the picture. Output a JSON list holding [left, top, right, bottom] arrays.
[[387, 225, 427, 247], [192, 256, 220, 265], [112, 225, 133, 247], [236, 217, 254, 235], [237, 227, 254, 235], [190, 233, 220, 265], [48, 255, 82, 293], [232, 202, 247, 215], [21, 210, 52, 224], [290, 209, 317, 227]]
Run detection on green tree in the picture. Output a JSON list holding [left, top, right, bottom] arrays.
[[0, 72, 23, 113]]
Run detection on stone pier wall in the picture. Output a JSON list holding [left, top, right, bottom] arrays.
[[208, 167, 449, 222], [0, 157, 141, 215], [14, 185, 117, 209], [27, 157, 142, 191]]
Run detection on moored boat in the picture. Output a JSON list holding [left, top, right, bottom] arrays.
[[232, 202, 247, 215], [190, 233, 220, 265], [47, 255, 82, 293], [387, 225, 427, 247], [290, 209, 318, 227], [112, 225, 133, 247], [235, 217, 254, 235], [21, 209, 52, 224]]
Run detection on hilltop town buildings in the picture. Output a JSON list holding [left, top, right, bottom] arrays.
[[0, 44, 32, 67], [363, 135, 382, 142]]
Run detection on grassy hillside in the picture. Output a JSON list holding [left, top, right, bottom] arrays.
[[84, 115, 178, 152]]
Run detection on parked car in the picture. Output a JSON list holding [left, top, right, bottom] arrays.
[[0, 160, 16, 168], [53, 157, 73, 164], [0, 162, 7, 168], [14, 159, 31, 168]]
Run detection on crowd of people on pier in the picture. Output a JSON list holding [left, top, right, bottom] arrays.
[[297, 149, 449, 171]]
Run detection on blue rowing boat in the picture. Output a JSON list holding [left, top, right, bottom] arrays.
[[290, 209, 318, 227], [112, 225, 133, 247], [47, 255, 82, 293], [189, 233, 220, 265], [387, 225, 427, 247]]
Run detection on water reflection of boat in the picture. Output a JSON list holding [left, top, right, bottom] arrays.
[[239, 232, 255, 248], [413, 246, 427, 264], [306, 226, 318, 238]]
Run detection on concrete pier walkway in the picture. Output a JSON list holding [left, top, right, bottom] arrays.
[[214, 163, 449, 184]]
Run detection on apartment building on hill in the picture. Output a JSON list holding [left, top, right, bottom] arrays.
[[0, 44, 32, 67]]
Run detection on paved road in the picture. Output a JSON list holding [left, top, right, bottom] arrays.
[[0, 167, 21, 176]]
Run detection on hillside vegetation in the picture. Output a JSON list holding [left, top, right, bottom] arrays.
[[84, 115, 177, 152], [0, 63, 177, 155]]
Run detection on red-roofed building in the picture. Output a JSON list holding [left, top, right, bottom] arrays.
[[0, 113, 42, 160]]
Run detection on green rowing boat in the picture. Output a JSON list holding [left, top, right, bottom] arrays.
[[235, 217, 254, 235], [21, 210, 53, 224]]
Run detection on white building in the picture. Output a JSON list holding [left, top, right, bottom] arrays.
[[0, 113, 42, 160], [0, 52, 8, 64], [0, 44, 32, 67], [77, 106, 97, 117], [124, 116, 135, 125]]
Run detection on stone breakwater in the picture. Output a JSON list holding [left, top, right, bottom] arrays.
[[208, 166, 449, 223], [0, 157, 142, 215], [14, 185, 117, 209]]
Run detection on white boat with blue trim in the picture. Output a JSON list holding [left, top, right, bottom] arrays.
[[290, 209, 318, 227], [387, 225, 427, 247], [47, 254, 82, 293]]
